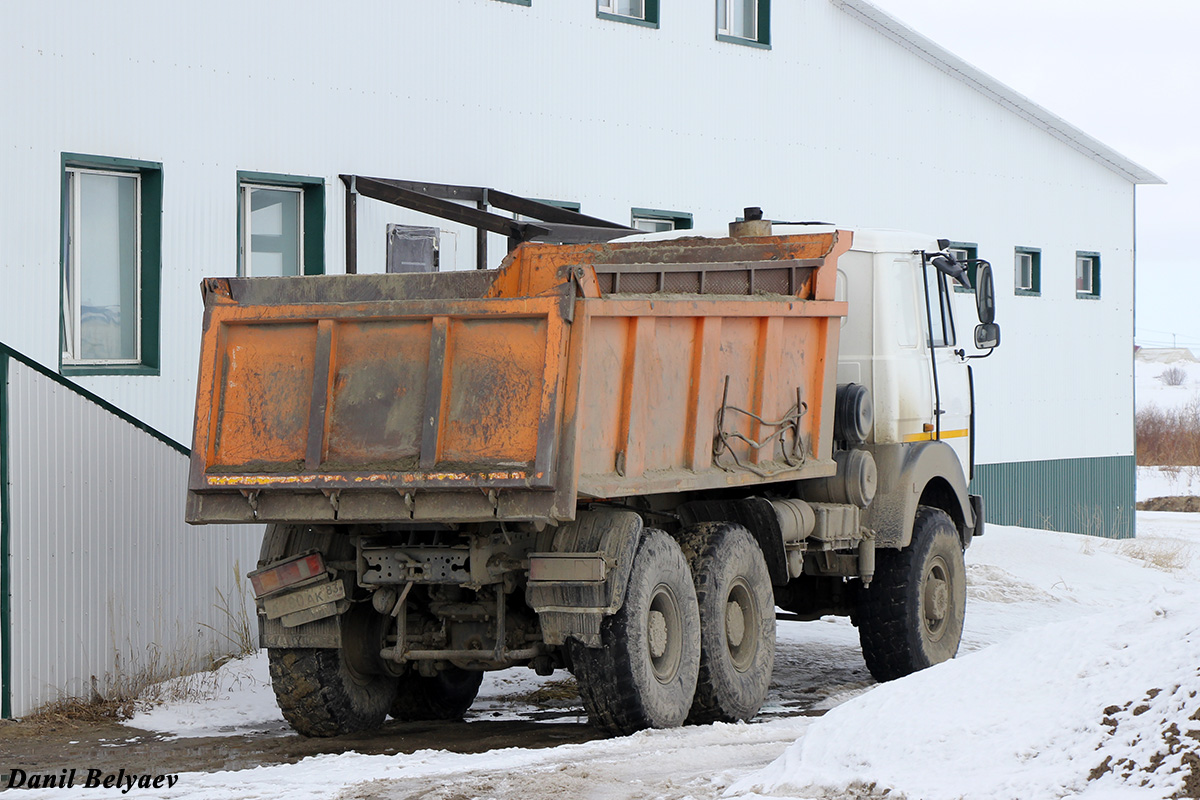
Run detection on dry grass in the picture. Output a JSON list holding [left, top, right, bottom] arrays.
[[199, 562, 257, 658], [1136, 398, 1200, 466], [1118, 539, 1194, 572]]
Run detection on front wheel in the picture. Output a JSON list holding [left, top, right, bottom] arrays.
[[857, 506, 966, 682], [570, 529, 701, 735]]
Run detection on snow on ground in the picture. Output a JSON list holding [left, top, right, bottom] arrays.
[[1136, 348, 1200, 414], [86, 514, 1200, 800], [125, 653, 284, 738], [1138, 464, 1200, 502]]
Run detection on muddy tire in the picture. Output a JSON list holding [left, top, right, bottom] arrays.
[[570, 529, 700, 735], [857, 506, 965, 682], [260, 525, 399, 737], [390, 667, 483, 722], [681, 523, 775, 724]]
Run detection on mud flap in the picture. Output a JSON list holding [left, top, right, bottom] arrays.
[[526, 508, 643, 647]]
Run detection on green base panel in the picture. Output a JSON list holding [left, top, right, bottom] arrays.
[[972, 455, 1135, 539]]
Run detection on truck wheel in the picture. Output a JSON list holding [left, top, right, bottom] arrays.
[[261, 525, 399, 737], [857, 506, 965, 682], [682, 523, 775, 724], [390, 667, 483, 721], [569, 529, 700, 735]]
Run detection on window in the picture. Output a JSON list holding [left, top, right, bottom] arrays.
[[1076, 251, 1100, 299], [1015, 247, 1041, 296], [717, 0, 770, 48], [598, 0, 659, 27], [494, 0, 531, 5], [631, 207, 693, 233], [237, 172, 325, 277], [947, 241, 978, 294], [924, 261, 956, 348], [61, 154, 162, 374]]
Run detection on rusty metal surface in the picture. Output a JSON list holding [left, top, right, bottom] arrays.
[[221, 271, 499, 306], [188, 231, 851, 524]]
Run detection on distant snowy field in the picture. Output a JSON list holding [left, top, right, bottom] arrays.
[[1137, 348, 1200, 500], [90, 516, 1200, 800]]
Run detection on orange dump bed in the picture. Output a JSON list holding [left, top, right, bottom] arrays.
[[186, 231, 850, 525]]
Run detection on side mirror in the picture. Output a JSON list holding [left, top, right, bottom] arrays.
[[975, 263, 996, 325], [974, 322, 1000, 350]]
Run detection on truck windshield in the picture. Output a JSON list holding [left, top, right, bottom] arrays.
[[925, 265, 956, 348]]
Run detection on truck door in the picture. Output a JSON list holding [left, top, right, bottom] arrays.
[[922, 262, 971, 470]]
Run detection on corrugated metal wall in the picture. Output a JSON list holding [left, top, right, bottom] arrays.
[[1, 353, 261, 717], [973, 456, 1136, 539]]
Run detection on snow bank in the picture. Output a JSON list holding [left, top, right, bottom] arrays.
[[125, 652, 285, 738], [731, 592, 1200, 800]]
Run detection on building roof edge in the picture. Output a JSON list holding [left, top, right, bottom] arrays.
[[830, 0, 1166, 186]]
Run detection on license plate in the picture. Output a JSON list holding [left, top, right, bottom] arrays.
[[263, 580, 346, 620]]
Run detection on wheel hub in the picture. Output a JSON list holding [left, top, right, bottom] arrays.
[[725, 599, 746, 648], [648, 610, 669, 659], [725, 577, 759, 672], [647, 583, 683, 684], [923, 557, 951, 638]]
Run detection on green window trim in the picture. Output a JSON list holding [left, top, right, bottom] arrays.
[[598, 0, 659, 28], [237, 171, 326, 277], [1014, 246, 1041, 297], [949, 241, 979, 294], [59, 153, 163, 377], [1076, 250, 1101, 300], [716, 0, 770, 48], [494, 0, 531, 5], [631, 207, 694, 232]]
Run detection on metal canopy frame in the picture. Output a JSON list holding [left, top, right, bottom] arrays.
[[338, 175, 639, 273]]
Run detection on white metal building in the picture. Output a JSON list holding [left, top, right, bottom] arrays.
[[0, 0, 1160, 715]]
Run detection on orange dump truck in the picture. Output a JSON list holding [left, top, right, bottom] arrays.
[[188, 214, 999, 737]]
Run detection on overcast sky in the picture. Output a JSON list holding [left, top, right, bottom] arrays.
[[871, 0, 1200, 349]]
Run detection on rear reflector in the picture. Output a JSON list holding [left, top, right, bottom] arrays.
[[249, 553, 326, 598]]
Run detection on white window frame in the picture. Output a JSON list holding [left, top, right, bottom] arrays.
[[62, 166, 142, 366], [632, 215, 677, 233], [239, 183, 305, 278], [1076, 255, 1095, 294], [717, 0, 757, 40], [599, 0, 644, 20], [1015, 251, 1035, 291]]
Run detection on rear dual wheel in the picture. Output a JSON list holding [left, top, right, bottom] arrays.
[[261, 525, 482, 737], [571, 530, 701, 734], [683, 523, 775, 724]]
